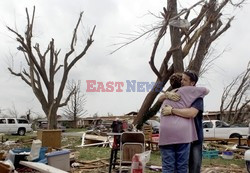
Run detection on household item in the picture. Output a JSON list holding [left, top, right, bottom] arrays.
[[131, 154, 143, 173], [9, 147, 47, 168], [222, 151, 234, 159], [202, 150, 219, 159], [47, 150, 70, 171], [26, 139, 42, 161], [131, 150, 151, 173], [169, 18, 191, 28], [37, 130, 62, 148]]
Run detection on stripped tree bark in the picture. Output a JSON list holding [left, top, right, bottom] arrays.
[[7, 7, 95, 129]]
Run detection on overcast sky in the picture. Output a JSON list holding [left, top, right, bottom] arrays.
[[0, 0, 249, 118]]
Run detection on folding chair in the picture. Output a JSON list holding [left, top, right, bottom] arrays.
[[119, 132, 145, 173]]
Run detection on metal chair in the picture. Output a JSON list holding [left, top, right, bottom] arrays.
[[119, 132, 145, 173]]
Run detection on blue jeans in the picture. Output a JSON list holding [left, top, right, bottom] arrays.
[[160, 143, 190, 173], [189, 141, 203, 173]]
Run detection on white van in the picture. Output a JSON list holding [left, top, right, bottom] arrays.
[[0, 118, 32, 135]]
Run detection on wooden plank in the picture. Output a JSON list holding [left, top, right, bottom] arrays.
[[84, 134, 110, 142], [19, 161, 68, 173], [77, 141, 110, 147], [204, 137, 247, 143]]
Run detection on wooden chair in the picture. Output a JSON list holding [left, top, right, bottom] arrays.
[[142, 125, 153, 150], [142, 125, 159, 151]]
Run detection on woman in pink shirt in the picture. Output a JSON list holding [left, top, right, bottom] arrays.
[[159, 73, 209, 173]]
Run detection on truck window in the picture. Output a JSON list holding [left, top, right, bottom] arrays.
[[17, 119, 29, 124], [215, 121, 222, 127], [216, 121, 230, 128], [203, 122, 213, 128], [0, 119, 6, 124], [7, 119, 15, 124]]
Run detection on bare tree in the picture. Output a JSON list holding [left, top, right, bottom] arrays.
[[62, 80, 87, 128], [7, 7, 95, 129], [5, 104, 19, 118], [220, 60, 250, 124], [114, 0, 246, 126]]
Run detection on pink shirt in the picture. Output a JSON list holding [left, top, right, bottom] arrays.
[[159, 86, 208, 145]]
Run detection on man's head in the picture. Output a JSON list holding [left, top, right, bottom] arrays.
[[181, 70, 198, 86], [169, 73, 182, 89]]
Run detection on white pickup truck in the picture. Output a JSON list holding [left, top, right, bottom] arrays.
[[0, 118, 32, 136], [203, 120, 249, 139]]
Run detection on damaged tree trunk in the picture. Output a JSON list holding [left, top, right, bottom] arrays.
[[133, 0, 244, 126]]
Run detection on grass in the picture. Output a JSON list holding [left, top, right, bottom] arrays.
[[65, 128, 87, 133], [61, 136, 82, 149], [78, 147, 111, 160], [147, 150, 162, 166], [1, 132, 36, 142], [77, 147, 162, 164]]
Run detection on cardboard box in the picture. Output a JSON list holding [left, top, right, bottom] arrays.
[[37, 130, 61, 148]]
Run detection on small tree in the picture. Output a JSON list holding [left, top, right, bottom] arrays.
[[7, 7, 95, 129], [62, 80, 87, 128], [220, 61, 250, 124]]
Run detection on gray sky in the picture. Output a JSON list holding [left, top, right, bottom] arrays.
[[0, 0, 249, 117]]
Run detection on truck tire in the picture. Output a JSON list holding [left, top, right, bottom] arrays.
[[18, 128, 26, 136], [229, 133, 241, 138]]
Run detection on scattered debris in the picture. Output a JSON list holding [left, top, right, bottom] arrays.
[[71, 158, 110, 172], [0, 131, 249, 173], [202, 165, 246, 173]]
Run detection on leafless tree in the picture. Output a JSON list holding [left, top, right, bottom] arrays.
[[7, 7, 95, 129], [4, 104, 19, 118], [220, 61, 250, 124], [113, 0, 246, 126], [62, 80, 87, 128]]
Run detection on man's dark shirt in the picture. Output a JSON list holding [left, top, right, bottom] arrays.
[[191, 98, 204, 143]]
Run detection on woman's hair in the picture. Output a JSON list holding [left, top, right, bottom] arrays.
[[170, 73, 182, 89]]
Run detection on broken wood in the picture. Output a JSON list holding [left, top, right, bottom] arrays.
[[77, 158, 110, 164], [20, 161, 68, 173], [202, 167, 245, 173], [205, 137, 247, 144], [72, 158, 110, 170]]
